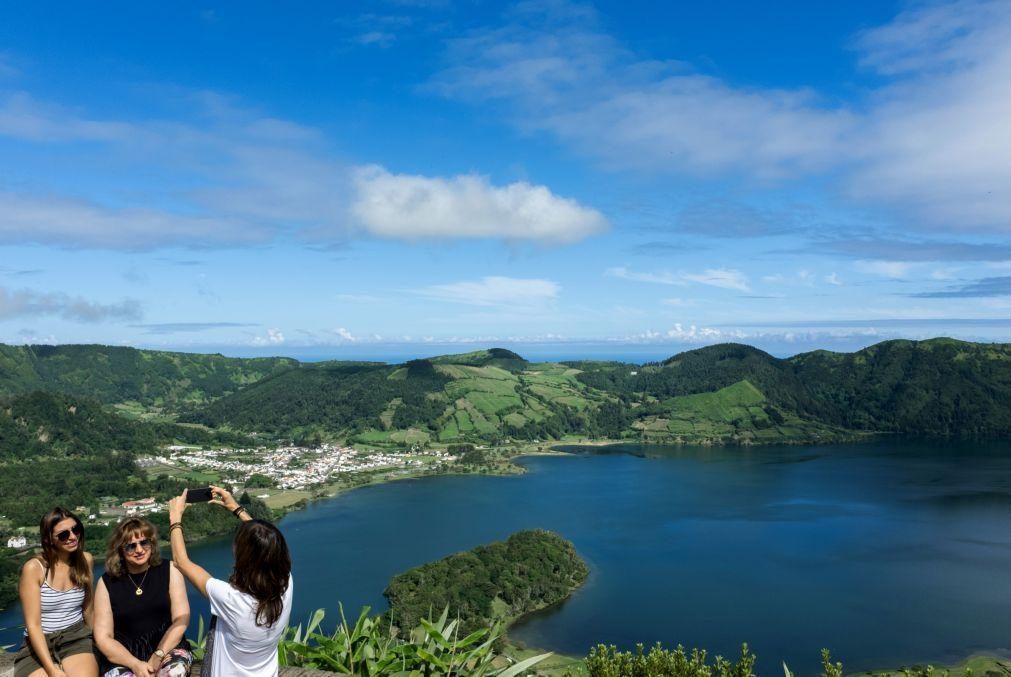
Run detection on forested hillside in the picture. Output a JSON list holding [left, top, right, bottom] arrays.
[[0, 391, 252, 524], [573, 338, 1011, 438], [3, 339, 1011, 447], [0, 344, 296, 411]]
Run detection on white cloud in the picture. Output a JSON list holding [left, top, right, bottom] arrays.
[[252, 328, 285, 346], [431, 0, 1011, 231], [334, 327, 358, 342], [0, 92, 603, 249], [854, 260, 915, 279], [350, 165, 606, 243], [430, 8, 852, 178], [413, 276, 559, 306], [607, 266, 749, 291], [0, 193, 268, 250], [0, 286, 141, 322], [336, 293, 382, 303], [825, 272, 843, 286]]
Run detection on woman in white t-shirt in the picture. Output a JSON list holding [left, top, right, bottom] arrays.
[[167, 487, 293, 677]]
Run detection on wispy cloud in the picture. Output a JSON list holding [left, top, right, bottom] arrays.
[[911, 276, 1011, 298], [606, 266, 749, 291], [0, 286, 141, 322], [429, 4, 851, 178], [676, 200, 801, 238], [430, 0, 1011, 232], [0, 192, 268, 250], [130, 322, 257, 335], [413, 276, 559, 306], [854, 260, 915, 279], [818, 237, 1011, 262]]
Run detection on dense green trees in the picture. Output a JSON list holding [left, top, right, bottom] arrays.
[[383, 530, 588, 635], [0, 344, 295, 410], [574, 339, 1011, 439], [185, 362, 450, 434]]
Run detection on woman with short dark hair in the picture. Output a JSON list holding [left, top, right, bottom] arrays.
[[93, 517, 192, 677], [167, 486, 293, 677], [15, 507, 98, 677]]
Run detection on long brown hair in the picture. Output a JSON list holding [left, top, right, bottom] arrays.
[[105, 517, 161, 577], [230, 520, 291, 627], [38, 507, 92, 608]]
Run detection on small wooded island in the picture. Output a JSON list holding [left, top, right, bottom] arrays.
[[384, 529, 589, 635]]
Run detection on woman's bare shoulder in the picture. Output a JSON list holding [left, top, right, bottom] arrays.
[[21, 557, 44, 579]]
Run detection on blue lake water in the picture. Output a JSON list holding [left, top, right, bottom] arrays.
[[4, 441, 1011, 674]]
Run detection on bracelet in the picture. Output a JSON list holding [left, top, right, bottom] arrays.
[[232, 505, 247, 517], [169, 522, 183, 532]]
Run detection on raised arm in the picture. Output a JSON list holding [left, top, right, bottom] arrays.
[[93, 578, 154, 677], [167, 491, 213, 597], [20, 558, 65, 677]]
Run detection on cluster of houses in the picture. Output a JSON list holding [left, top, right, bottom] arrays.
[[143, 443, 433, 490]]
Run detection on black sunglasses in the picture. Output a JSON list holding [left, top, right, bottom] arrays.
[[54, 523, 83, 543], [124, 539, 151, 553]]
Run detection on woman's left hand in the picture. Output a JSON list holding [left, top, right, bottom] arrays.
[[167, 490, 189, 524], [147, 652, 163, 672]]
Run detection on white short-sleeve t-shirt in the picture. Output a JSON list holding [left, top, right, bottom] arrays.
[[206, 574, 293, 677]]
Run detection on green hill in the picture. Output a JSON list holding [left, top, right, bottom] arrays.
[[5, 338, 1011, 447], [0, 344, 297, 413], [184, 355, 632, 445]]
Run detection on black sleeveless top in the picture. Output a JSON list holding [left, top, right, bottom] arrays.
[[101, 561, 188, 669]]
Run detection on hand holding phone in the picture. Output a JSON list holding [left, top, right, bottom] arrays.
[[185, 487, 214, 503]]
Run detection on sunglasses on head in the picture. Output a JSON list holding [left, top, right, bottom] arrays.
[[54, 523, 83, 543], [124, 539, 151, 553]]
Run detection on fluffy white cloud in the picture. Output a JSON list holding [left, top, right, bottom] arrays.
[[606, 266, 749, 291], [0, 91, 606, 248], [350, 166, 606, 243], [413, 276, 559, 306], [0, 286, 141, 322]]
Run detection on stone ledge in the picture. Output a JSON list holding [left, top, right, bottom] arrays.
[[0, 654, 331, 676]]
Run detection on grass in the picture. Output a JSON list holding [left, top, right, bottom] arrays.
[[852, 654, 1011, 677], [260, 489, 313, 509]]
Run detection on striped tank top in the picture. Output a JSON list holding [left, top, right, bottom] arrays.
[[25, 560, 85, 635]]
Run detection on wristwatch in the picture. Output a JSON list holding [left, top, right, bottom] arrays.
[[154, 649, 165, 659]]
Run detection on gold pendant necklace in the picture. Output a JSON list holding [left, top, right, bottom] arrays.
[[128, 568, 149, 596]]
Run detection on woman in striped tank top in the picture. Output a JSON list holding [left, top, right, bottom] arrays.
[[14, 507, 98, 677]]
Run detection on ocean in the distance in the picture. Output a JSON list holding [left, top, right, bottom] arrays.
[[4, 441, 1011, 674]]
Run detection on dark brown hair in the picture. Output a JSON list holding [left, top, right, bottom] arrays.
[[105, 517, 161, 577], [37, 507, 92, 608], [230, 520, 291, 627]]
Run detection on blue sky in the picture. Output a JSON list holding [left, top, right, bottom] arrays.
[[2, 0, 1011, 361]]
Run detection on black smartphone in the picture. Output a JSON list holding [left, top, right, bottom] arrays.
[[186, 487, 214, 503]]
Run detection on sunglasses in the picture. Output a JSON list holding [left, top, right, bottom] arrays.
[[54, 524, 83, 543], [124, 539, 151, 553]]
